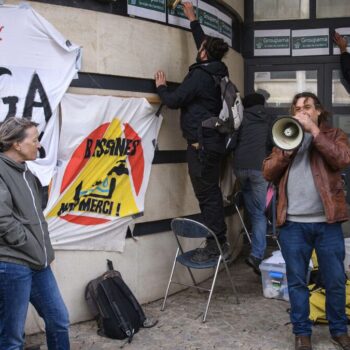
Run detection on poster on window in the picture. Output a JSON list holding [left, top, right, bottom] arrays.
[[0, 4, 81, 186], [168, 0, 197, 28], [254, 29, 291, 56], [217, 10, 232, 45], [127, 0, 166, 22], [292, 28, 329, 56], [45, 94, 162, 251], [197, 1, 219, 38], [198, 1, 231, 45]]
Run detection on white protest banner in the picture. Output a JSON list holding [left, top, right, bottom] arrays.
[[0, 4, 81, 185], [45, 94, 162, 252]]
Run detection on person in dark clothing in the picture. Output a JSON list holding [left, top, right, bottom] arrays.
[[334, 32, 350, 206], [233, 93, 272, 274], [154, 2, 230, 262], [334, 32, 350, 88]]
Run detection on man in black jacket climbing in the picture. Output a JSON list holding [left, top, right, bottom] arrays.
[[154, 2, 230, 262], [334, 32, 350, 87]]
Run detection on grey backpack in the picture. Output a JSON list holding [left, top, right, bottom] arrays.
[[200, 74, 243, 151], [202, 75, 243, 135]]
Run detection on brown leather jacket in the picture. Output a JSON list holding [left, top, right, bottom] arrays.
[[263, 123, 350, 227]]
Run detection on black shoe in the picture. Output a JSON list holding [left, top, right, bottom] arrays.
[[331, 333, 350, 349], [191, 241, 231, 263], [295, 335, 312, 350], [245, 255, 262, 276]]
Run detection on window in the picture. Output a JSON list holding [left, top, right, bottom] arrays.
[[332, 115, 350, 137], [254, 70, 317, 107], [317, 0, 350, 18], [332, 70, 350, 106], [254, 0, 309, 21]]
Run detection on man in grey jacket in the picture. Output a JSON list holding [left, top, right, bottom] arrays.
[[0, 118, 70, 349]]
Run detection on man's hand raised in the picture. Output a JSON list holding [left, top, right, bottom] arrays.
[[155, 71, 167, 88], [334, 32, 348, 54], [182, 2, 197, 22]]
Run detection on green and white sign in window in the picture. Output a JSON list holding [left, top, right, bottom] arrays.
[[167, 0, 232, 45], [292, 28, 329, 56], [168, 3, 191, 28], [127, 0, 232, 46], [128, 0, 166, 22], [198, 1, 231, 45], [254, 30, 291, 56], [217, 11, 232, 44]]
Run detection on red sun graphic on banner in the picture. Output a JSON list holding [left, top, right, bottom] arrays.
[[55, 120, 144, 226]]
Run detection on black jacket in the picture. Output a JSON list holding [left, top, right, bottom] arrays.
[[340, 52, 350, 94], [157, 20, 228, 153], [341, 52, 350, 85], [233, 105, 273, 171]]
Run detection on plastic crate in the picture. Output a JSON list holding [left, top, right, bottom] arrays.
[[260, 259, 289, 301], [260, 251, 312, 302]]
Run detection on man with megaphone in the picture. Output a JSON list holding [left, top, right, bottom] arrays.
[[263, 92, 350, 350]]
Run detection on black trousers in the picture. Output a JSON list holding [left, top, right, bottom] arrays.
[[187, 145, 227, 244]]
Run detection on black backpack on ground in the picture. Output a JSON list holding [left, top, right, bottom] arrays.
[[85, 259, 157, 343]]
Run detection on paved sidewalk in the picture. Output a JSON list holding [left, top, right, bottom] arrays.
[[26, 249, 339, 350]]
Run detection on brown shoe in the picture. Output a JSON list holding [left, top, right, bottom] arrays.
[[332, 334, 350, 349], [295, 335, 312, 350]]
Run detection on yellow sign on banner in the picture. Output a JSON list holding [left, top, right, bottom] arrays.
[[47, 119, 139, 220]]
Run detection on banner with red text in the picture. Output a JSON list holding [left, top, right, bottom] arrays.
[[45, 94, 162, 251]]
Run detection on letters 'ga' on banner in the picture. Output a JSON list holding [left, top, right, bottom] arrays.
[[45, 94, 163, 252], [0, 4, 81, 185]]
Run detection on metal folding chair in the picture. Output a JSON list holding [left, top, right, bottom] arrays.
[[161, 218, 239, 323]]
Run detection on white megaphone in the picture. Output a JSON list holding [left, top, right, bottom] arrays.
[[168, 0, 182, 9], [271, 116, 304, 151]]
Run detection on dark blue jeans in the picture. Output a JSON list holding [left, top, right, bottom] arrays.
[[234, 168, 268, 260], [0, 262, 70, 350], [279, 221, 347, 336]]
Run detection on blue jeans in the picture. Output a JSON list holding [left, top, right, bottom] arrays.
[[279, 221, 347, 336], [234, 168, 268, 260], [0, 262, 70, 350]]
